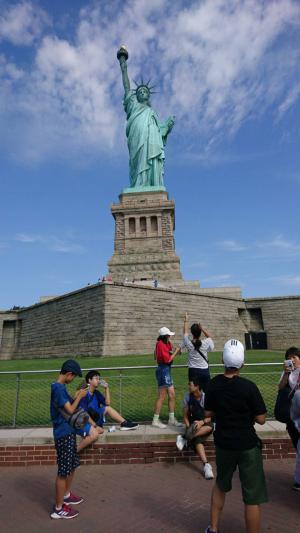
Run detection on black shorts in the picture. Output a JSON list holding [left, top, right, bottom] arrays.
[[188, 368, 210, 392], [55, 433, 80, 478]]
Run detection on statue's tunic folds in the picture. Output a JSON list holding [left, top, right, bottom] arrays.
[[124, 90, 166, 188]]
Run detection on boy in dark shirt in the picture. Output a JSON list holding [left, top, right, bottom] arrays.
[[204, 339, 268, 533], [50, 359, 100, 520]]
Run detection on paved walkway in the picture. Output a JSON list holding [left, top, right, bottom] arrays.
[[1, 459, 299, 532]]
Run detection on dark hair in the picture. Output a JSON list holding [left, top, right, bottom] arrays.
[[285, 347, 300, 360], [85, 369, 100, 383], [190, 323, 202, 351], [157, 335, 170, 344], [189, 377, 201, 389]]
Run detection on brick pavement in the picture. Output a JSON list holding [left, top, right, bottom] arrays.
[[0, 459, 299, 532]]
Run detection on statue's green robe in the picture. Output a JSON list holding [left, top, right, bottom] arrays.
[[124, 90, 167, 188]]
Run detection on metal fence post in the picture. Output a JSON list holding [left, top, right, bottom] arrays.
[[12, 373, 21, 428], [119, 369, 122, 416]]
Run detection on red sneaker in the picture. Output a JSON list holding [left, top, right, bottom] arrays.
[[64, 492, 84, 505], [50, 503, 79, 519]]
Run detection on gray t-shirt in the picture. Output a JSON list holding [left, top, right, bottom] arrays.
[[181, 334, 214, 369], [182, 391, 205, 409]]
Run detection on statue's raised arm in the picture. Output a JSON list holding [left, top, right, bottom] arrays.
[[117, 45, 130, 96], [117, 46, 175, 190]]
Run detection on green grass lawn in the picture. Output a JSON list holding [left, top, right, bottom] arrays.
[[0, 349, 283, 371], [0, 350, 284, 427]]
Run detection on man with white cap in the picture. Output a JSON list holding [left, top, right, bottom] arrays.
[[204, 339, 268, 533], [152, 326, 183, 428]]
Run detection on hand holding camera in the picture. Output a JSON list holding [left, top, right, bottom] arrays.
[[284, 359, 294, 373]]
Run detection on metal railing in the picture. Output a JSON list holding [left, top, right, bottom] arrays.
[[0, 363, 282, 428]]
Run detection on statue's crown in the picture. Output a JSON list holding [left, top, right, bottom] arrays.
[[134, 78, 156, 95]]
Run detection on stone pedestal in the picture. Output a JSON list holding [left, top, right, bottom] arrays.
[[107, 190, 183, 282]]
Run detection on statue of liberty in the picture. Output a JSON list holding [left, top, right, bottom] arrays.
[[117, 46, 175, 190]]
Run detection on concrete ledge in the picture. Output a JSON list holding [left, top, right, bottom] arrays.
[[0, 421, 295, 467], [0, 421, 288, 446], [0, 420, 288, 447]]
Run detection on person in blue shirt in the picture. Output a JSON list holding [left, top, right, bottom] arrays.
[[77, 370, 139, 431], [50, 359, 102, 520]]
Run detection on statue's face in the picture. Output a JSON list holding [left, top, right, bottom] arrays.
[[136, 86, 150, 103]]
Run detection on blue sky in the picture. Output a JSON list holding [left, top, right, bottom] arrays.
[[1, 0, 300, 309]]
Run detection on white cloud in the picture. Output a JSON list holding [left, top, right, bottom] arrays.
[[50, 239, 85, 254], [272, 275, 300, 286], [0, 1, 49, 45], [15, 233, 42, 243], [157, 0, 300, 136], [217, 239, 247, 252], [260, 235, 300, 252], [1, 0, 300, 161], [0, 54, 24, 82], [277, 82, 300, 118], [202, 274, 232, 282], [14, 233, 85, 253]]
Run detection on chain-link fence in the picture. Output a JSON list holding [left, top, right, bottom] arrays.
[[0, 363, 282, 428]]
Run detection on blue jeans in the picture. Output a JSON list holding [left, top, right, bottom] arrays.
[[156, 364, 173, 388]]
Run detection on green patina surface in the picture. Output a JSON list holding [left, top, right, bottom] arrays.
[[122, 185, 166, 194], [117, 46, 175, 192]]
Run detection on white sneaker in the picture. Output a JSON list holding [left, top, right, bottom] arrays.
[[176, 435, 187, 451], [152, 419, 167, 429], [168, 418, 184, 427], [203, 462, 214, 480]]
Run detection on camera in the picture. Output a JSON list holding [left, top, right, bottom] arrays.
[[284, 360, 294, 371]]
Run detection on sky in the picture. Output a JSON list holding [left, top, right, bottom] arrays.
[[0, 0, 300, 309]]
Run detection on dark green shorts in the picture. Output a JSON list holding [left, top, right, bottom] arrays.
[[215, 444, 268, 505]]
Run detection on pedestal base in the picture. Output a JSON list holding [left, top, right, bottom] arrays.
[[108, 189, 183, 283]]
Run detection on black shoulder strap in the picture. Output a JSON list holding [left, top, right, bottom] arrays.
[[195, 345, 208, 364]]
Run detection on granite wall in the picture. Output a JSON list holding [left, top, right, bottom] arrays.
[[0, 285, 106, 359], [0, 283, 299, 359], [101, 283, 246, 355], [245, 296, 300, 350]]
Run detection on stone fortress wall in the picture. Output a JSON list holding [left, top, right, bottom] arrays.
[[1, 283, 299, 359]]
